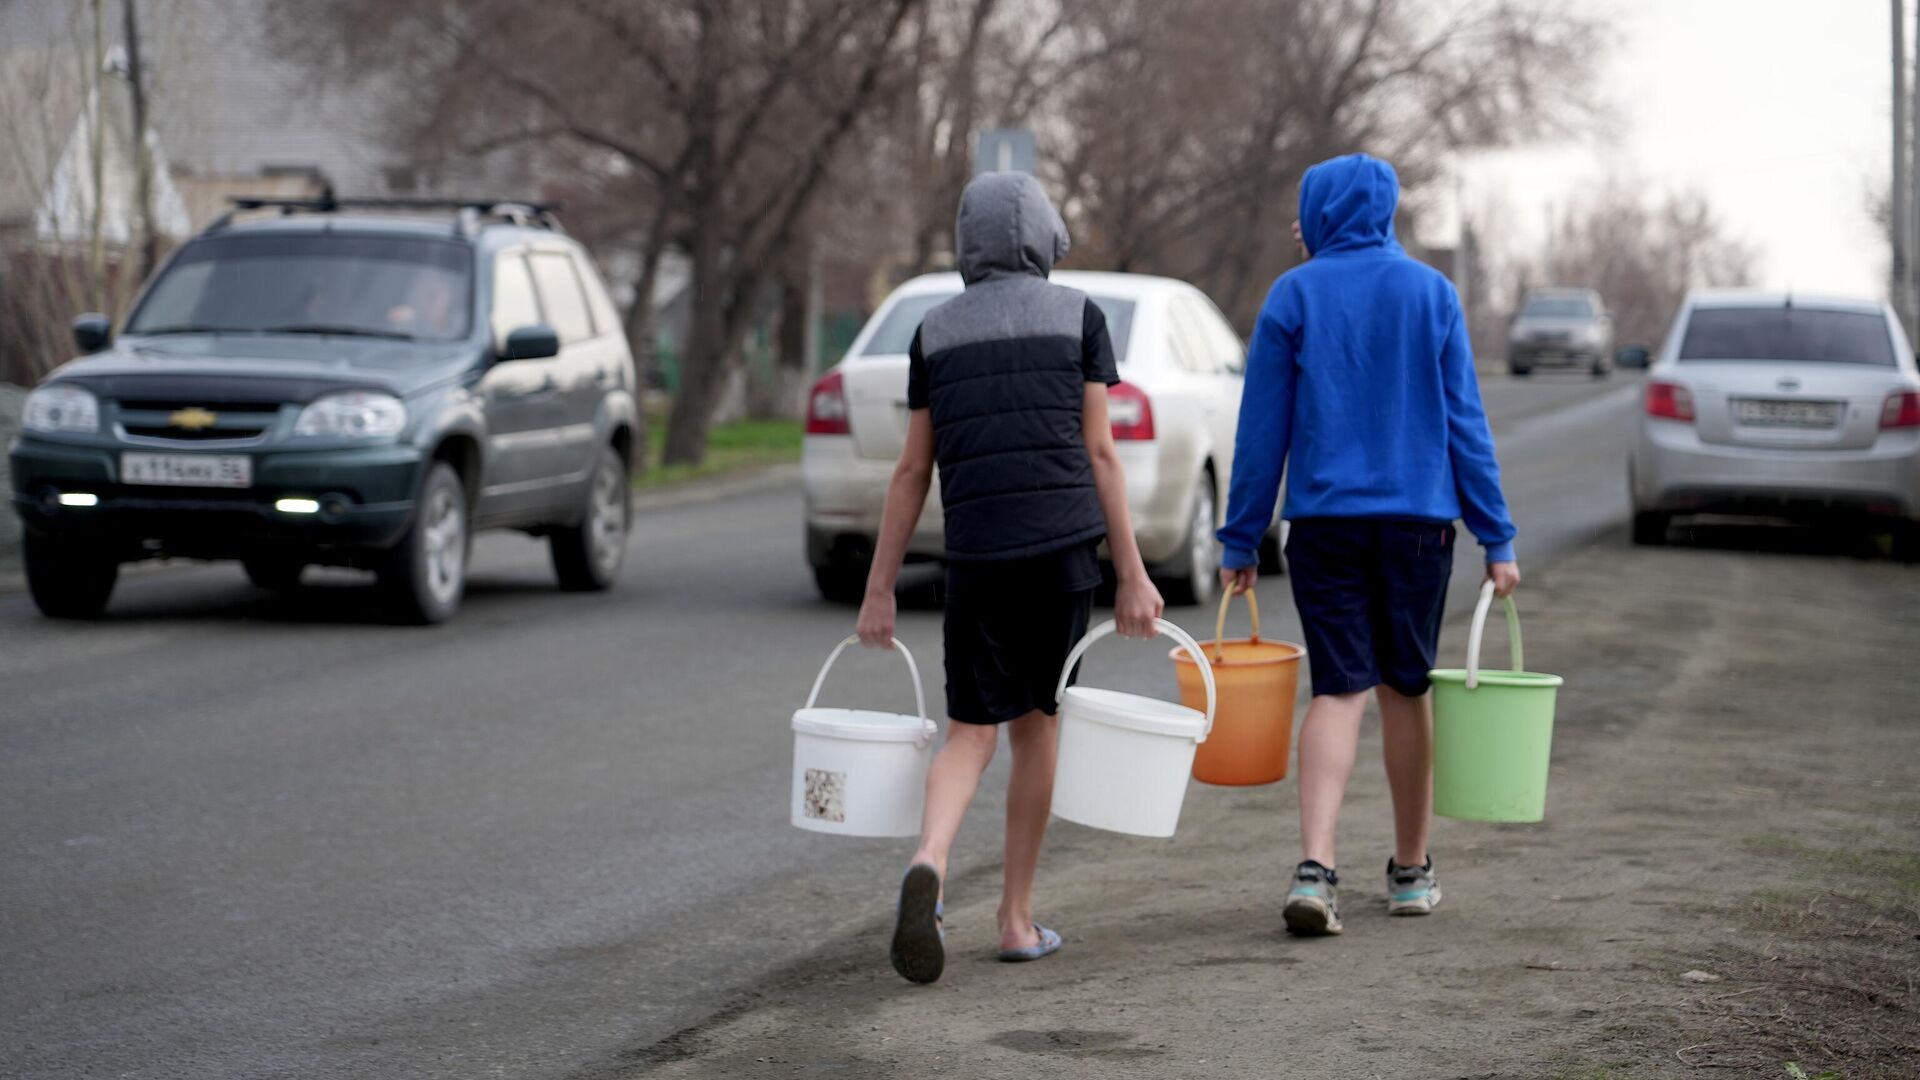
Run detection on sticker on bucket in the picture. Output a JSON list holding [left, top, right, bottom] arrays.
[[802, 768, 847, 822]]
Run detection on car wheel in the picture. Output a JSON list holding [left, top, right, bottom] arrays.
[[1159, 472, 1221, 607], [1509, 364, 1532, 378], [242, 555, 305, 590], [813, 562, 868, 604], [1259, 525, 1286, 575], [1631, 510, 1671, 547], [1590, 358, 1610, 379], [380, 461, 468, 624], [1891, 522, 1920, 564], [552, 445, 630, 591], [24, 532, 118, 619]]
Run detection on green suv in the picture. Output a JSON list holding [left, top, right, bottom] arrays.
[[8, 198, 639, 623]]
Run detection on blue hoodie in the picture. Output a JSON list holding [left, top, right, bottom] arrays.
[[1218, 153, 1516, 568]]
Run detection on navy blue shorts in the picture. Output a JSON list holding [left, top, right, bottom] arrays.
[[1285, 519, 1455, 697]]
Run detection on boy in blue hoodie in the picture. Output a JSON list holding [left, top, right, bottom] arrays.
[[1217, 154, 1520, 936]]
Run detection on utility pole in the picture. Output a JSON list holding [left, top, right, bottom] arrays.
[[1895, 0, 1909, 330], [1908, 0, 1920, 332], [122, 0, 159, 283]]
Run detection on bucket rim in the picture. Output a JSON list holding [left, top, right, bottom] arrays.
[[1168, 638, 1304, 668], [1428, 667, 1564, 689], [1061, 685, 1207, 739], [791, 706, 936, 743]]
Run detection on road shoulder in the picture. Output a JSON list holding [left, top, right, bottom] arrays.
[[620, 537, 1919, 1080]]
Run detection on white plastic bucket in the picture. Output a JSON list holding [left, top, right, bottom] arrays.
[[1050, 619, 1216, 838], [790, 636, 937, 837]]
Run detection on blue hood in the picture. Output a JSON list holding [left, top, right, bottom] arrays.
[[1298, 153, 1400, 256]]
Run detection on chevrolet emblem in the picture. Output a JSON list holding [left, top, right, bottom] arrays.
[[169, 407, 218, 431]]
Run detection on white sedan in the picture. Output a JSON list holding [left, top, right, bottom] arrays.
[[802, 270, 1280, 606]]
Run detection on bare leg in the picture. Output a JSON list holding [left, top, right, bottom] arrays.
[[908, 720, 998, 887], [1376, 685, 1433, 868], [998, 708, 1056, 951], [1297, 690, 1369, 869]]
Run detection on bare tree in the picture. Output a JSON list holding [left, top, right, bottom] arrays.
[[274, 0, 920, 466]]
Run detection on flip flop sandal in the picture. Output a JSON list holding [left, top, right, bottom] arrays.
[[890, 864, 945, 984], [996, 924, 1062, 963]]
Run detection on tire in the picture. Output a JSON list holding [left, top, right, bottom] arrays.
[[1158, 471, 1221, 607], [1258, 526, 1286, 575], [1892, 522, 1920, 564], [813, 563, 868, 604], [1590, 358, 1611, 379], [379, 461, 469, 625], [551, 445, 630, 591], [1509, 364, 1532, 378], [24, 532, 118, 619], [1631, 510, 1671, 547], [242, 554, 305, 590]]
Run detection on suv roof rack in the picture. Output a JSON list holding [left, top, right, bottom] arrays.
[[209, 196, 566, 236]]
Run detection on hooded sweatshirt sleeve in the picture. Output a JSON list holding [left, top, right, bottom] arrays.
[[1217, 283, 1299, 570], [1440, 296, 1517, 563]]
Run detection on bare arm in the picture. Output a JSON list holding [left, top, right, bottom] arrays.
[[1084, 383, 1163, 638], [855, 409, 934, 648]]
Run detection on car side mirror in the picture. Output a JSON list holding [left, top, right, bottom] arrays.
[[1614, 344, 1651, 369], [73, 313, 112, 354], [500, 323, 560, 361]]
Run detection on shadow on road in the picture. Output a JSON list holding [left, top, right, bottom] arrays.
[[1662, 519, 1909, 563]]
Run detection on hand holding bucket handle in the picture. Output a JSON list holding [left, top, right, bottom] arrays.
[[806, 635, 936, 747], [1056, 618, 1217, 742], [1464, 580, 1525, 691], [1210, 586, 1260, 663]]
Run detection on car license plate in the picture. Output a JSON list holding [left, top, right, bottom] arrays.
[[121, 452, 252, 488], [1734, 399, 1840, 429]]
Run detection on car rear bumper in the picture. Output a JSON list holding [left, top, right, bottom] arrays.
[[1632, 421, 1920, 520], [1509, 345, 1600, 368], [9, 434, 425, 558], [800, 436, 1191, 566]]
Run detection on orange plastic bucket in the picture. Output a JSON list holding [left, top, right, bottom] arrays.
[[1170, 589, 1304, 786]]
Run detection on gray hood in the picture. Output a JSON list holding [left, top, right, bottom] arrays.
[[955, 172, 1070, 285]]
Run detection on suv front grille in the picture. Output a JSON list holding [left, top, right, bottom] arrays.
[[113, 400, 284, 443]]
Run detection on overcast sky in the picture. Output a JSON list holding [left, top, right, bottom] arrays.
[[1445, 0, 1893, 299]]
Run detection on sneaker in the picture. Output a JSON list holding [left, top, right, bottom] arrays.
[[1386, 856, 1442, 916], [1283, 860, 1342, 936]]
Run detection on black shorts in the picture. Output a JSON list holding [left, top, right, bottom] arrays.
[[942, 578, 1095, 725], [1286, 518, 1454, 698]]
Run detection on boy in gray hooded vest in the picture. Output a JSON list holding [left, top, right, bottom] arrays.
[[857, 173, 1163, 983]]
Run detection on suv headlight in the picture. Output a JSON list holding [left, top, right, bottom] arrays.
[[294, 391, 408, 438], [23, 384, 99, 433]]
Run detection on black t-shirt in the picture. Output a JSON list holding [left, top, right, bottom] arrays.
[[912, 300, 1120, 596]]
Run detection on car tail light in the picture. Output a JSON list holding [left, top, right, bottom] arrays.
[[1880, 389, 1920, 429], [1645, 380, 1695, 422], [1108, 380, 1156, 440], [805, 369, 850, 435]]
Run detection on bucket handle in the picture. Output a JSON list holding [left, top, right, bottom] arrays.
[[1210, 587, 1260, 662], [805, 636, 937, 747], [1463, 581, 1525, 691], [1055, 619, 1217, 743]]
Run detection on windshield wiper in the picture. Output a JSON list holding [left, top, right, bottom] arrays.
[[257, 324, 418, 341], [128, 324, 249, 335]]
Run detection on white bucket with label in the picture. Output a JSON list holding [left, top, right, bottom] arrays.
[[790, 636, 937, 837], [1050, 619, 1216, 838]]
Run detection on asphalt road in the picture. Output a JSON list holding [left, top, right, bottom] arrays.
[[1, 373, 1638, 1079]]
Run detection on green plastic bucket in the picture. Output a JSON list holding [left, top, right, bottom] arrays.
[[1429, 582, 1564, 822]]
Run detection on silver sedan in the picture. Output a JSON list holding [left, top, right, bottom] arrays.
[[1629, 289, 1920, 559]]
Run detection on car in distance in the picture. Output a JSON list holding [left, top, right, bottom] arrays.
[[802, 270, 1281, 608], [1628, 290, 1920, 560], [1508, 287, 1614, 377], [9, 197, 639, 622]]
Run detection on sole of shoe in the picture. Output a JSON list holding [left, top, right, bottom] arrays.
[[1388, 883, 1443, 916], [890, 864, 945, 984], [1283, 895, 1343, 936]]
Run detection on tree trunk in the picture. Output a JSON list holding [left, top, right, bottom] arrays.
[[661, 204, 727, 466]]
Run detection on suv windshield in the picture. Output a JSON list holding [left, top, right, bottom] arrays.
[[860, 292, 1137, 361], [1679, 307, 1894, 366], [1523, 296, 1595, 318], [126, 234, 474, 342]]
